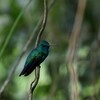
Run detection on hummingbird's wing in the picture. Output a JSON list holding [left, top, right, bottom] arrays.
[[19, 49, 47, 76], [24, 54, 46, 76]]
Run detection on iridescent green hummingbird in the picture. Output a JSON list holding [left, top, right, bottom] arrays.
[[19, 40, 50, 76]]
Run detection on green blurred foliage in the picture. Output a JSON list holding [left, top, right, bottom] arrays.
[[0, 0, 100, 100]]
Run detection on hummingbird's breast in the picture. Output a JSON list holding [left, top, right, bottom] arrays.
[[42, 47, 49, 55]]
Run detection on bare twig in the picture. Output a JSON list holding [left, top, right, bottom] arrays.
[[0, 0, 55, 96], [29, 0, 48, 99], [29, 67, 40, 100], [66, 0, 87, 100], [35, 0, 48, 47], [23, 0, 56, 52]]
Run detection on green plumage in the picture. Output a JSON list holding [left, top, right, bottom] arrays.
[[19, 40, 50, 76]]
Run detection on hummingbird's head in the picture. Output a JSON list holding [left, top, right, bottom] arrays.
[[39, 40, 50, 49]]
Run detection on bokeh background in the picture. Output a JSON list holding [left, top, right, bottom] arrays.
[[0, 0, 100, 100]]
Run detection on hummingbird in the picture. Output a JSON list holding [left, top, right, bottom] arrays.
[[19, 40, 50, 76]]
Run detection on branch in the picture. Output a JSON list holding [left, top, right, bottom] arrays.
[[0, 0, 32, 58], [66, 0, 87, 100], [29, 0, 48, 99], [29, 67, 40, 100], [35, 0, 48, 47], [0, 0, 55, 96]]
